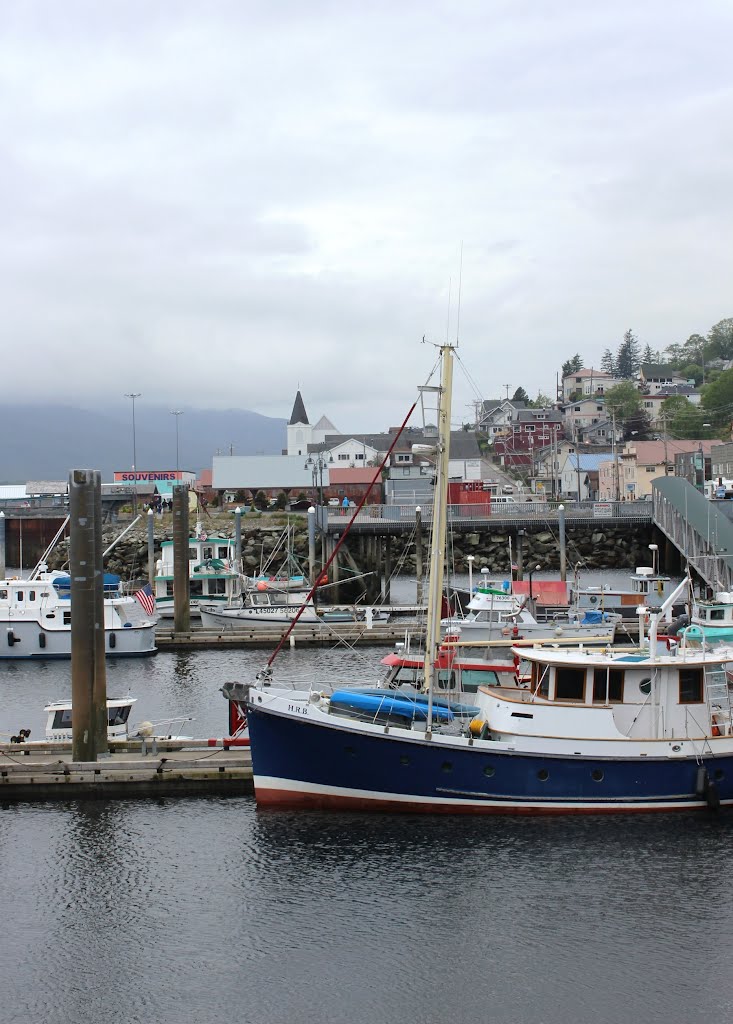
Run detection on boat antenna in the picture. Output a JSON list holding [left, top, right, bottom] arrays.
[[454, 241, 463, 347], [446, 277, 452, 344]]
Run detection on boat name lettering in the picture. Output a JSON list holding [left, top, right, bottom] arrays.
[[287, 704, 308, 715]]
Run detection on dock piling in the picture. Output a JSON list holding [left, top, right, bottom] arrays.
[[173, 484, 191, 633], [69, 469, 108, 761]]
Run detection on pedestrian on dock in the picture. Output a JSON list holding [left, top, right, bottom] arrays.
[[342, 495, 350, 515]]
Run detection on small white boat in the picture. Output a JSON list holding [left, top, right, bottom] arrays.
[[153, 526, 242, 618], [575, 566, 678, 618], [0, 568, 156, 659], [440, 582, 617, 646], [4, 697, 193, 744], [200, 589, 321, 629]]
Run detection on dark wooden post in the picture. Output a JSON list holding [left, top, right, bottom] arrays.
[[173, 484, 190, 633], [70, 469, 107, 761]]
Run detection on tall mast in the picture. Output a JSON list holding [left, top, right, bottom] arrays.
[[424, 344, 455, 731]]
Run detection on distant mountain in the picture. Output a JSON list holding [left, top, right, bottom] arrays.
[[0, 403, 287, 482]]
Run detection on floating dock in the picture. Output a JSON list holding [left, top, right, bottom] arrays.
[[156, 621, 415, 649], [0, 742, 253, 802]]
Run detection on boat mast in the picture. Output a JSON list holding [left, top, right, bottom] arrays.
[[424, 344, 455, 731]]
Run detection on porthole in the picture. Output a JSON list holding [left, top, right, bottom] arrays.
[[483, 765, 495, 778], [537, 769, 549, 782], [400, 755, 410, 766], [715, 769, 724, 782], [441, 761, 453, 773], [639, 678, 651, 695], [591, 769, 604, 782]]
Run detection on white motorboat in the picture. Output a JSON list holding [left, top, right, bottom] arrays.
[[199, 588, 321, 629], [441, 582, 617, 646], [0, 568, 156, 659]]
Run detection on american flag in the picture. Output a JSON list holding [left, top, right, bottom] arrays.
[[134, 583, 156, 617]]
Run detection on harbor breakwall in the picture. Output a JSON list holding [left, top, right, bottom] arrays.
[[46, 513, 655, 584]]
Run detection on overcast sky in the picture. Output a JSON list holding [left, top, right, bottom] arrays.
[[3, 0, 732, 434]]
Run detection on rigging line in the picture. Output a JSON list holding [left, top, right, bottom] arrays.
[[266, 393, 423, 668]]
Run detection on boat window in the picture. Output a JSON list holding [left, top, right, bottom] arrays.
[[16, 591, 24, 602], [108, 705, 131, 726], [710, 609, 725, 621], [436, 671, 456, 690], [680, 669, 703, 704], [52, 709, 73, 729], [639, 677, 651, 695], [209, 579, 227, 595], [217, 547, 229, 559], [190, 580, 204, 597], [0, 590, 6, 600], [202, 546, 214, 560], [592, 669, 624, 703], [639, 580, 649, 593], [188, 548, 197, 561], [63, 611, 71, 626], [166, 582, 174, 597], [28, 591, 35, 602], [554, 667, 586, 702]]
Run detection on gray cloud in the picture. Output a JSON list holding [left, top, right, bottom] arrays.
[[1, 0, 732, 435]]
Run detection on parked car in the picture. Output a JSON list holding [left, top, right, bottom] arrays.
[[502, 484, 513, 494]]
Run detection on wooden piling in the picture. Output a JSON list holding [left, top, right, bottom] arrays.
[[173, 484, 190, 633], [69, 469, 107, 762]]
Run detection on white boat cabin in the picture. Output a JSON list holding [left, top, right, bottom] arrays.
[[473, 644, 733, 744], [45, 697, 137, 741]]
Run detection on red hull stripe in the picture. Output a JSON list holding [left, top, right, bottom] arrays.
[[254, 785, 723, 816]]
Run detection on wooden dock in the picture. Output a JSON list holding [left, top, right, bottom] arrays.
[[0, 742, 253, 802], [156, 621, 414, 649]]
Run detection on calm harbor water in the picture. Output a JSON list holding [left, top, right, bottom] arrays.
[[5, 569, 725, 1024]]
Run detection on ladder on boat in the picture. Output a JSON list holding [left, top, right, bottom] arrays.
[[705, 667, 733, 737]]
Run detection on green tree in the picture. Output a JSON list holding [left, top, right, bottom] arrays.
[[561, 354, 583, 378], [616, 329, 641, 379], [511, 386, 529, 403], [707, 318, 733, 361], [660, 396, 706, 439], [604, 380, 642, 422], [600, 349, 616, 375], [702, 366, 733, 427], [641, 343, 655, 365], [529, 390, 554, 408]]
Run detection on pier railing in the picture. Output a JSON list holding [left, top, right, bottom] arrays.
[[325, 500, 653, 531]]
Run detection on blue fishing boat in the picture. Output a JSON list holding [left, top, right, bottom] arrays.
[[244, 344, 733, 815]]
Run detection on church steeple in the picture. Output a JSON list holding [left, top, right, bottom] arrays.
[[289, 390, 309, 425]]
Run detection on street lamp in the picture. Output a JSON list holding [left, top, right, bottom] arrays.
[[124, 392, 141, 514], [648, 543, 659, 575], [304, 449, 328, 507], [528, 563, 541, 605], [170, 410, 184, 472]]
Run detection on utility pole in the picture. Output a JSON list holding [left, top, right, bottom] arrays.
[[125, 392, 141, 515], [659, 410, 670, 475], [504, 384, 510, 401], [612, 407, 620, 501]]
